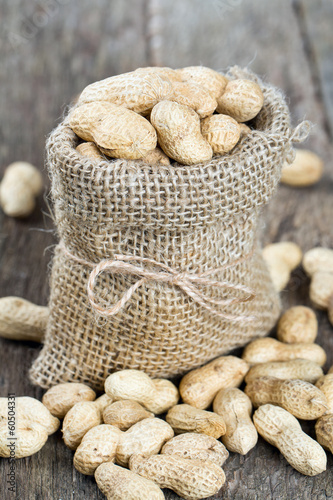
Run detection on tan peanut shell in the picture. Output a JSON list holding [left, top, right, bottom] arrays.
[[253, 404, 327, 476], [277, 306, 318, 344], [136, 66, 182, 82], [315, 414, 333, 454], [239, 123, 252, 137], [0, 296, 48, 342], [42, 383, 96, 419], [161, 433, 229, 466], [95, 461, 165, 500], [166, 404, 226, 438], [0, 396, 59, 435], [93, 394, 114, 413], [116, 417, 174, 467], [281, 149, 323, 187], [316, 374, 333, 414], [245, 359, 323, 384], [74, 424, 121, 475], [171, 81, 217, 118], [104, 369, 179, 414], [62, 401, 102, 450], [179, 355, 249, 410], [76, 142, 106, 160], [303, 247, 333, 276], [242, 337, 326, 366], [213, 388, 258, 454], [69, 102, 157, 160], [0, 423, 48, 458], [262, 242, 303, 292], [140, 147, 170, 166], [0, 162, 43, 218], [201, 114, 241, 154], [216, 79, 264, 122], [103, 400, 154, 430], [129, 454, 225, 500], [150, 100, 212, 165], [245, 377, 327, 420], [78, 69, 174, 114], [309, 271, 333, 309], [177, 66, 228, 98]]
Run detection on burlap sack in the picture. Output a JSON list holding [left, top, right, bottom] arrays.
[[30, 67, 309, 391]]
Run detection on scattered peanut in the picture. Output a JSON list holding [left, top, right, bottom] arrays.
[[0, 423, 48, 458], [161, 433, 229, 466], [277, 306, 318, 344], [216, 79, 264, 122], [130, 453, 225, 500], [136, 66, 182, 82], [316, 374, 333, 414], [315, 415, 333, 454], [95, 461, 165, 500], [303, 247, 333, 276], [281, 149, 323, 187], [62, 401, 102, 450], [171, 81, 217, 118], [303, 247, 333, 310], [242, 337, 326, 366], [213, 388, 258, 454], [76, 141, 106, 160], [151, 100, 212, 165], [166, 404, 226, 438], [176, 66, 228, 99], [245, 377, 327, 420], [42, 383, 96, 418], [104, 369, 179, 414], [93, 394, 114, 413], [0, 396, 59, 435], [179, 355, 249, 410], [0, 162, 43, 217], [69, 102, 157, 160], [245, 359, 323, 384], [239, 123, 252, 137], [253, 404, 327, 476], [103, 400, 154, 431], [201, 114, 241, 154], [140, 147, 170, 166], [0, 296, 48, 342], [262, 242, 303, 291]]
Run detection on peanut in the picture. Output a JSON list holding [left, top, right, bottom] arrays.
[[76, 141, 106, 160], [42, 383, 96, 418], [69, 102, 157, 160], [281, 149, 323, 187], [171, 81, 217, 118], [253, 404, 327, 476], [136, 66, 182, 82], [0, 396, 59, 435], [129, 454, 225, 500], [239, 123, 252, 137], [166, 404, 226, 438], [316, 374, 333, 414], [277, 306, 318, 344], [303, 247, 333, 275], [73, 424, 121, 475], [104, 369, 179, 414], [245, 359, 323, 384], [93, 393, 114, 413], [242, 337, 326, 366], [0, 423, 48, 458], [116, 417, 174, 467], [201, 114, 241, 154], [303, 247, 333, 310], [262, 242, 303, 291], [213, 388, 258, 454], [95, 461, 165, 500], [177, 66, 228, 99], [161, 433, 229, 466], [62, 401, 102, 450], [150, 100, 212, 165], [245, 377, 327, 420], [216, 79, 264, 122], [140, 147, 170, 166], [179, 355, 249, 410], [78, 69, 174, 114], [315, 414, 333, 454], [103, 400, 154, 431], [0, 162, 43, 217], [0, 296, 48, 342]]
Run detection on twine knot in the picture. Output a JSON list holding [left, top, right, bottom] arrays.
[[60, 245, 256, 323]]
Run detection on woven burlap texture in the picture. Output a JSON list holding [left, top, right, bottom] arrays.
[[30, 67, 306, 391]]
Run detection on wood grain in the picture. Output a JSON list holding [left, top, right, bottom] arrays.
[[0, 0, 332, 498]]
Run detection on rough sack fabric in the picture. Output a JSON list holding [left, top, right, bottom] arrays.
[[30, 67, 308, 391]]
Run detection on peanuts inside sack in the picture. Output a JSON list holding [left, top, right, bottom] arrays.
[[29, 65, 309, 391]]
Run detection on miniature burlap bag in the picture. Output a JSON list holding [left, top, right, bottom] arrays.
[[30, 67, 309, 391]]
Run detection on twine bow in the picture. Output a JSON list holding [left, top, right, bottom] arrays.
[[60, 245, 256, 323]]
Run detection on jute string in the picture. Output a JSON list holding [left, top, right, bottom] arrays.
[[59, 243, 257, 323]]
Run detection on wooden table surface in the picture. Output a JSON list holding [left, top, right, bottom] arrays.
[[1, 1, 333, 498]]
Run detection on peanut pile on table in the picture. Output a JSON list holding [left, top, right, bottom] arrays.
[[69, 66, 264, 166], [0, 246, 333, 499]]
